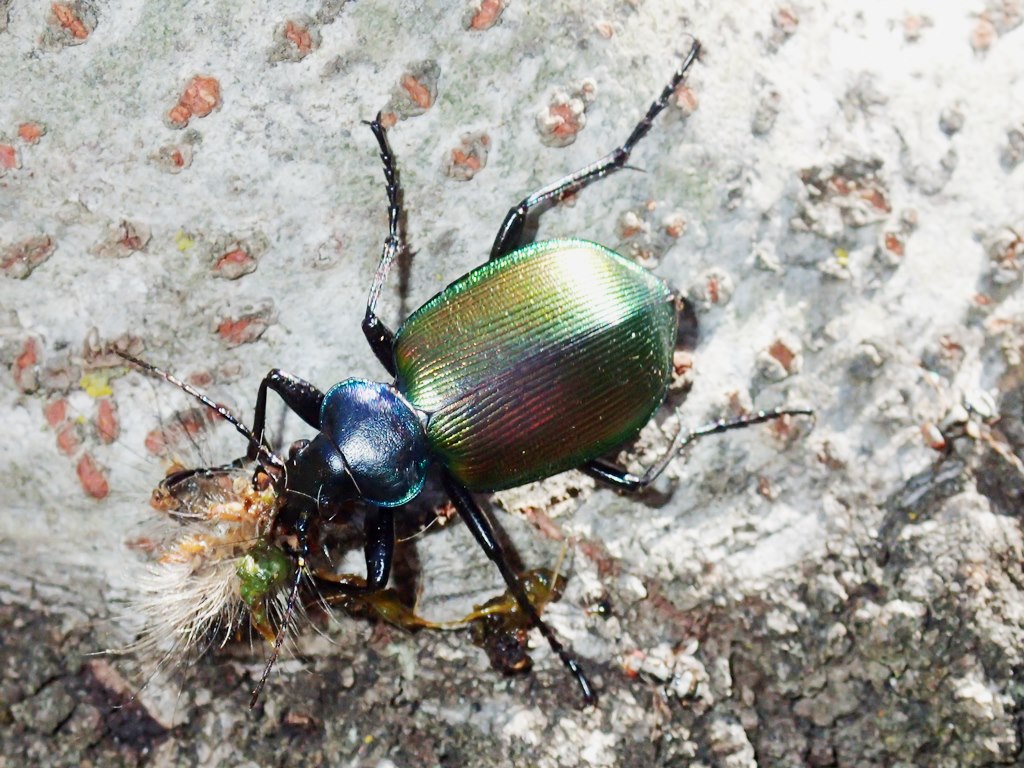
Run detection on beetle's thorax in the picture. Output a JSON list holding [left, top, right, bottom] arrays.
[[286, 379, 430, 511]]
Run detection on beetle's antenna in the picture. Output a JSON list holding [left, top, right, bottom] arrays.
[[117, 352, 286, 476]]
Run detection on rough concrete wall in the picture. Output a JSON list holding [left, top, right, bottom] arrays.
[[1, 0, 1023, 766]]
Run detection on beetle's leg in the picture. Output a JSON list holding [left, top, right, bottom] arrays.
[[248, 369, 325, 460], [311, 506, 397, 596], [441, 470, 597, 706], [489, 38, 701, 260], [362, 115, 404, 377], [583, 407, 814, 491], [361, 505, 396, 591]]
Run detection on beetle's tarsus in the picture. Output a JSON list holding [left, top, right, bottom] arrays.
[[362, 117, 405, 376]]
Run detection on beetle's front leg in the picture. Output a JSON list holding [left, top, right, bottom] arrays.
[[362, 115, 405, 377], [248, 370, 326, 460], [583, 407, 814, 492], [362, 505, 396, 591], [440, 470, 596, 706], [489, 39, 701, 260], [315, 505, 396, 596]]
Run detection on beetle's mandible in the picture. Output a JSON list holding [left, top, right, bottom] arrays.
[[124, 37, 812, 706]]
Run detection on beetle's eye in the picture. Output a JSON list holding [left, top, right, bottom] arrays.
[[288, 439, 311, 461]]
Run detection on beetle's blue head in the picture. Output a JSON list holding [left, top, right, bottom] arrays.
[[285, 379, 430, 514]]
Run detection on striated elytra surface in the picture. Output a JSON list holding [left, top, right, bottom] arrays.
[[395, 239, 678, 491]]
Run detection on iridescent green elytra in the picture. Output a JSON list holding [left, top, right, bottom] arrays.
[[394, 238, 678, 492]]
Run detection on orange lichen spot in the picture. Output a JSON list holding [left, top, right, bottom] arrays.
[[705, 274, 721, 304], [186, 370, 214, 388], [664, 213, 687, 238], [57, 422, 82, 456], [218, 247, 249, 265], [167, 104, 191, 128], [218, 317, 254, 345], [95, 397, 119, 443], [673, 85, 699, 115], [670, 350, 694, 391], [144, 407, 216, 456], [212, 244, 258, 279], [17, 123, 45, 144], [443, 132, 489, 181], [284, 20, 313, 55], [216, 304, 275, 348], [860, 187, 890, 212], [617, 211, 643, 238], [16, 338, 37, 368], [549, 103, 582, 142], [672, 350, 693, 378], [270, 16, 320, 63], [168, 76, 221, 128], [594, 20, 614, 39], [152, 143, 194, 173], [2, 235, 55, 279], [181, 76, 221, 117], [0, 143, 17, 170], [768, 339, 797, 372], [77, 454, 110, 499], [52, 3, 89, 39], [120, 221, 147, 251], [769, 414, 800, 441], [452, 149, 480, 172], [883, 232, 904, 257], [468, 0, 505, 30], [44, 398, 68, 427], [400, 74, 433, 110], [90, 220, 151, 258], [378, 112, 398, 129]]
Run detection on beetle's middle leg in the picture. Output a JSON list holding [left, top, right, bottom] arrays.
[[441, 469, 597, 706], [583, 407, 814, 492], [489, 38, 701, 260], [362, 115, 405, 377]]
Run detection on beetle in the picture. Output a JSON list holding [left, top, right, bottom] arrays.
[[124, 37, 811, 705]]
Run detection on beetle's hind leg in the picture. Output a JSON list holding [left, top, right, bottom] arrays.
[[440, 470, 597, 706], [583, 407, 814, 492], [362, 115, 406, 377], [489, 38, 701, 261]]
